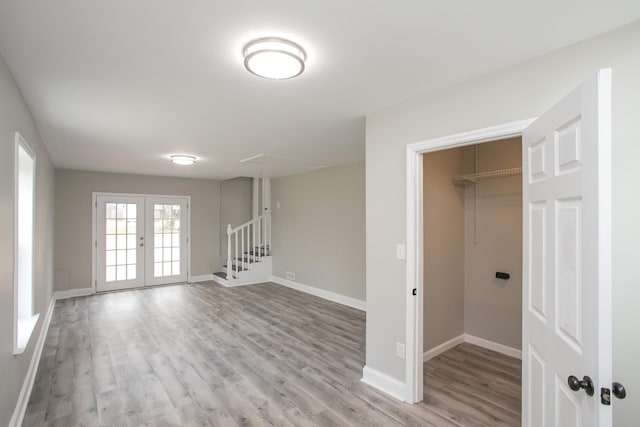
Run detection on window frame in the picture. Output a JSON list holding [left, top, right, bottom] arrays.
[[13, 132, 39, 355]]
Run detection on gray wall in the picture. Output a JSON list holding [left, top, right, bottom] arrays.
[[463, 138, 522, 349], [54, 170, 221, 290], [219, 177, 253, 263], [423, 148, 465, 351], [271, 163, 365, 302], [365, 21, 640, 423], [0, 54, 55, 426]]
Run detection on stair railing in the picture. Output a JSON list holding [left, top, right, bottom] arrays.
[[226, 212, 271, 280]]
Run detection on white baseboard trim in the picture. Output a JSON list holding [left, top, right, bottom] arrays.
[[465, 334, 522, 359], [54, 287, 94, 300], [189, 274, 215, 283], [423, 334, 465, 362], [271, 276, 366, 311], [9, 296, 56, 427], [422, 333, 521, 361], [361, 366, 406, 401]]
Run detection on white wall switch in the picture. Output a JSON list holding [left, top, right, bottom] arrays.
[[396, 244, 406, 260], [276, 202, 281, 209]]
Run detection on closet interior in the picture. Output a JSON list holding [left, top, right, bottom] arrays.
[[421, 137, 523, 424]]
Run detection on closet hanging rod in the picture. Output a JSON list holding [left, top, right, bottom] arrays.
[[451, 167, 522, 185]]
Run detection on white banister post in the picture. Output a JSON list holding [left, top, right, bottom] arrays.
[[246, 224, 251, 267], [234, 228, 238, 276], [268, 212, 272, 254], [226, 224, 232, 280], [241, 227, 245, 271], [258, 216, 262, 262]]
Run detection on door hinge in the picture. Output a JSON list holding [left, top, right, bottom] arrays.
[[95, 240, 97, 248], [412, 288, 417, 296]]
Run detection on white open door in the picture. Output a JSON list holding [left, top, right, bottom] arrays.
[[522, 69, 612, 426]]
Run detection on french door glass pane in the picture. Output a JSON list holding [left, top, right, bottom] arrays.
[[153, 204, 181, 277], [105, 202, 138, 282]]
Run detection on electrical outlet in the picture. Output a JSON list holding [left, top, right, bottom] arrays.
[[396, 342, 405, 359], [286, 272, 295, 280]]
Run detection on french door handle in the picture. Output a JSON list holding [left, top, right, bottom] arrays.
[[568, 375, 595, 396]]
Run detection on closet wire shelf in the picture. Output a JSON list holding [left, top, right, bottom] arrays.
[[451, 167, 522, 185]]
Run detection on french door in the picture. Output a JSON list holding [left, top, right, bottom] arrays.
[[96, 194, 189, 292], [144, 197, 188, 287]]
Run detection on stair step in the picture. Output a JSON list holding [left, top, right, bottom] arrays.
[[223, 264, 246, 272], [214, 271, 236, 280]]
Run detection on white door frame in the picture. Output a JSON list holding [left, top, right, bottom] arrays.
[[92, 192, 192, 293], [404, 118, 536, 403]]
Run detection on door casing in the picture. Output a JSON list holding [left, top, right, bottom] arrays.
[[405, 119, 536, 402]]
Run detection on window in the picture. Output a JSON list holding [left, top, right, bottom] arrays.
[[14, 132, 39, 354]]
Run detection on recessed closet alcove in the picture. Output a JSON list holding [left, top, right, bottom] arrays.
[[423, 137, 522, 390], [423, 137, 522, 353], [422, 137, 523, 423]]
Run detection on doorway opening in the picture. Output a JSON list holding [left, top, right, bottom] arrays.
[[404, 119, 534, 404], [422, 138, 523, 424], [92, 193, 191, 292]]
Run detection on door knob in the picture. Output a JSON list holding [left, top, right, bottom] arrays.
[[612, 382, 627, 399], [568, 375, 595, 396], [140, 243, 144, 247]]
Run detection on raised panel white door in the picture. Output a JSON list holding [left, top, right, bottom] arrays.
[[522, 69, 612, 426], [96, 196, 145, 292]]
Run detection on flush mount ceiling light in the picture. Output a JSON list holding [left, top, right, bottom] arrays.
[[243, 37, 306, 80], [170, 155, 196, 166]]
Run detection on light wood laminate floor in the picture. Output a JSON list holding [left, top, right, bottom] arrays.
[[423, 343, 521, 426], [24, 282, 521, 426]]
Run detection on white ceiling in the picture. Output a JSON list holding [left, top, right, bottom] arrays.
[[0, 1, 638, 180]]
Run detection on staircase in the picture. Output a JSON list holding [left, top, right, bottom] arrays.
[[212, 212, 272, 287]]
